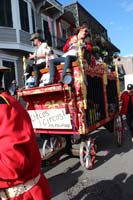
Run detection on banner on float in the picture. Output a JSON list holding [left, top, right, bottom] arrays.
[[28, 109, 72, 129]]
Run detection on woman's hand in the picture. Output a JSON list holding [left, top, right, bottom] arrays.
[[70, 36, 77, 44]]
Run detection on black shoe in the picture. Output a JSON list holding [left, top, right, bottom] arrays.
[[34, 81, 39, 87], [44, 80, 54, 86]]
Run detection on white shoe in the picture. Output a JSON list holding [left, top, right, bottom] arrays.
[[24, 72, 29, 76]]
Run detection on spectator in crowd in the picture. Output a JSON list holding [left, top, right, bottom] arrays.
[[8, 79, 19, 98], [0, 66, 51, 200], [120, 83, 133, 142]]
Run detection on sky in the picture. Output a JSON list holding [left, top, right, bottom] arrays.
[[59, 0, 133, 56]]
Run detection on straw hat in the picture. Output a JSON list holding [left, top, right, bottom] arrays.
[[30, 33, 44, 42]]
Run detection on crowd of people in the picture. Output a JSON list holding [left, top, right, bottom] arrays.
[[23, 22, 124, 88]]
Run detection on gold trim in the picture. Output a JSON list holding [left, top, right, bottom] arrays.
[[0, 95, 10, 105]]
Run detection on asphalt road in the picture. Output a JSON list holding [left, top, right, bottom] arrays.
[[39, 124, 133, 200]]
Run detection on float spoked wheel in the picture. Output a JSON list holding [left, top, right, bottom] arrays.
[[114, 114, 125, 146], [42, 135, 62, 158], [80, 137, 96, 170]]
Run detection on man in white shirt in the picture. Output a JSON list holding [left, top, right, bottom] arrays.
[[25, 33, 52, 86]]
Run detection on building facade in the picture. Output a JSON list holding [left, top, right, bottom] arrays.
[[0, 0, 120, 89], [115, 56, 133, 74]]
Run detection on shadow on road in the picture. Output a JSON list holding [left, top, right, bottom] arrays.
[[39, 125, 133, 199], [48, 161, 82, 198], [66, 173, 133, 200], [91, 127, 133, 169]]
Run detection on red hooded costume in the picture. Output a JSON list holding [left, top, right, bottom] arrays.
[[120, 91, 133, 115], [0, 90, 51, 200]]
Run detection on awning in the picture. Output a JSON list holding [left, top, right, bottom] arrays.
[[33, 0, 64, 18], [59, 9, 76, 26]]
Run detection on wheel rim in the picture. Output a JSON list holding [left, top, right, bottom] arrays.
[[114, 115, 124, 146], [42, 136, 62, 157], [80, 138, 96, 169]]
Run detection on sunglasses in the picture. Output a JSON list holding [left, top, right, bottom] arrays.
[[84, 29, 89, 33]]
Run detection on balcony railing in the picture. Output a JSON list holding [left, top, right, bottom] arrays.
[[0, 26, 68, 53]]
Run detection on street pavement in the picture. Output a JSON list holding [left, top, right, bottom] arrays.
[[39, 124, 133, 200]]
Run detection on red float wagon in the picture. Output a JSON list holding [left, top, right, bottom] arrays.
[[17, 60, 124, 169]]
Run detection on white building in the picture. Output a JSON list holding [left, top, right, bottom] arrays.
[[114, 56, 133, 74]]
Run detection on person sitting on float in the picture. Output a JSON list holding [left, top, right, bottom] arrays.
[[45, 24, 92, 85], [25, 32, 55, 87]]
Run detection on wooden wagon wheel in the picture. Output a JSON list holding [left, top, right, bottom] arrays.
[[80, 137, 96, 170], [114, 114, 125, 146], [42, 135, 62, 158]]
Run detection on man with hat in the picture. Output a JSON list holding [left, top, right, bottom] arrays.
[[0, 67, 51, 199], [25, 32, 53, 87], [120, 83, 133, 142]]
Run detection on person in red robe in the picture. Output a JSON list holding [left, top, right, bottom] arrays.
[[0, 66, 51, 200], [120, 83, 133, 143]]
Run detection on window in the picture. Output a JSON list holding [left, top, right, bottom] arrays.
[[2, 61, 16, 90], [0, 0, 13, 27], [62, 28, 67, 40], [43, 20, 52, 46], [31, 8, 35, 33], [19, 0, 29, 32], [62, 27, 71, 40]]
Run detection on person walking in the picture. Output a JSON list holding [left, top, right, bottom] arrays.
[[120, 83, 133, 142], [0, 66, 51, 199]]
